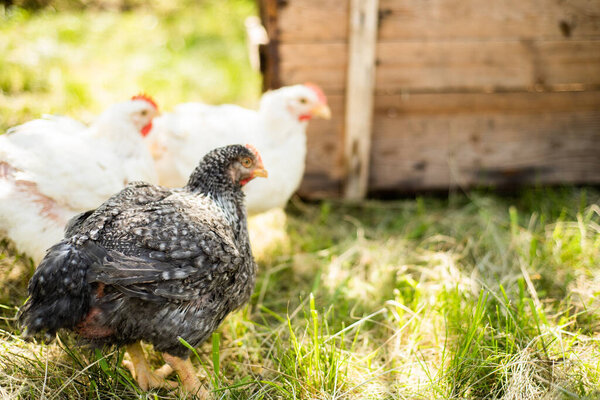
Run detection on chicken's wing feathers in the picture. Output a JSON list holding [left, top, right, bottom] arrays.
[[87, 251, 197, 286], [97, 193, 241, 261], [69, 182, 172, 238], [41, 114, 88, 135], [87, 248, 236, 303], [65, 210, 95, 237]]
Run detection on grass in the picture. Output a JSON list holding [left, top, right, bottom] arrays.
[[2, 190, 599, 399], [0, 0, 260, 133], [1, 2, 600, 399]]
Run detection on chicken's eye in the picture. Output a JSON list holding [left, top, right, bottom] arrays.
[[141, 110, 148, 116], [299, 97, 308, 104], [241, 157, 253, 168]]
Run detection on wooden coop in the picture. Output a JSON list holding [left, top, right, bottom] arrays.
[[257, 0, 600, 199]]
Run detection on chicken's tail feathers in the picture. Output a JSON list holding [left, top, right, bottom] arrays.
[[18, 240, 108, 339]]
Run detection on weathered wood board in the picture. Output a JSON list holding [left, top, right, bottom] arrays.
[[260, 0, 600, 197], [344, 0, 379, 199], [300, 91, 600, 196], [276, 0, 600, 42], [370, 99, 600, 191], [279, 41, 600, 93]]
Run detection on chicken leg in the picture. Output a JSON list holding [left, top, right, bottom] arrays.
[[162, 352, 208, 397], [125, 342, 178, 390]]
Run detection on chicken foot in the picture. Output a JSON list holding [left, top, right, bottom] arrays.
[[123, 360, 173, 380], [162, 352, 208, 397], [125, 342, 178, 390]]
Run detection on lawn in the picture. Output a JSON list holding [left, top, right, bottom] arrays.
[[0, 0, 261, 133], [1, 1, 599, 399]]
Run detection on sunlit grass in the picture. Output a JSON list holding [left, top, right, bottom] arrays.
[[2, 185, 600, 399], [0, 0, 261, 132], [1, 2, 599, 399]]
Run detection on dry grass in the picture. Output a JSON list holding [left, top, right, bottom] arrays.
[[2, 187, 599, 399], [1, 2, 599, 399]]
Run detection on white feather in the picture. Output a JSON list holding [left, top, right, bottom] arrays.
[[0, 99, 159, 263]]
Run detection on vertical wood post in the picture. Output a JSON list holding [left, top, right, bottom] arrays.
[[258, 0, 280, 90], [343, 0, 379, 200]]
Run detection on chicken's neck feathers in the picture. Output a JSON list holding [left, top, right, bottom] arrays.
[[186, 165, 247, 238], [257, 106, 306, 143], [88, 113, 145, 155]]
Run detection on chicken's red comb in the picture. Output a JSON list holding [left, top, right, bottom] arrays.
[[131, 93, 158, 110], [245, 144, 263, 164], [304, 82, 328, 104]]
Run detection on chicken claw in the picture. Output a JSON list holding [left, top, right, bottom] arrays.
[[123, 359, 173, 380], [155, 363, 175, 378], [163, 353, 208, 396], [126, 342, 178, 390]]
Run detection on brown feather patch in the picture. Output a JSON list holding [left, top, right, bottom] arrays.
[[75, 283, 114, 339]]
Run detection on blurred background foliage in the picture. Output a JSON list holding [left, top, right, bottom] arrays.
[[0, 0, 261, 133]]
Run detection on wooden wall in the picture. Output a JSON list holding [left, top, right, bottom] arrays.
[[259, 0, 600, 198]]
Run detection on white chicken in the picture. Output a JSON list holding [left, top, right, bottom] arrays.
[[0, 95, 159, 263], [147, 83, 331, 215]]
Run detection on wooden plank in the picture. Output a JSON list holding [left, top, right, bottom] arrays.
[[298, 95, 346, 199], [276, 0, 600, 42], [343, 0, 379, 200], [276, 0, 348, 43], [297, 91, 600, 197], [373, 91, 600, 115], [377, 0, 600, 41], [369, 111, 600, 190], [279, 43, 346, 92], [278, 40, 600, 93]]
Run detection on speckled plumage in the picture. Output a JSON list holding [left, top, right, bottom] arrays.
[[20, 145, 260, 358]]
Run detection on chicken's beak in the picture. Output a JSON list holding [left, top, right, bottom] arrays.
[[311, 103, 332, 120], [252, 167, 268, 178]]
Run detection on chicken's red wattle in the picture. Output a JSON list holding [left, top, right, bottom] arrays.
[[141, 121, 153, 137]]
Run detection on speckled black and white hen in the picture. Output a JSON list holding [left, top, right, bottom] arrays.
[[19, 144, 267, 394]]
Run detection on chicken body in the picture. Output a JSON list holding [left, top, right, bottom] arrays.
[[0, 97, 158, 263], [19, 145, 267, 393], [148, 84, 330, 215]]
